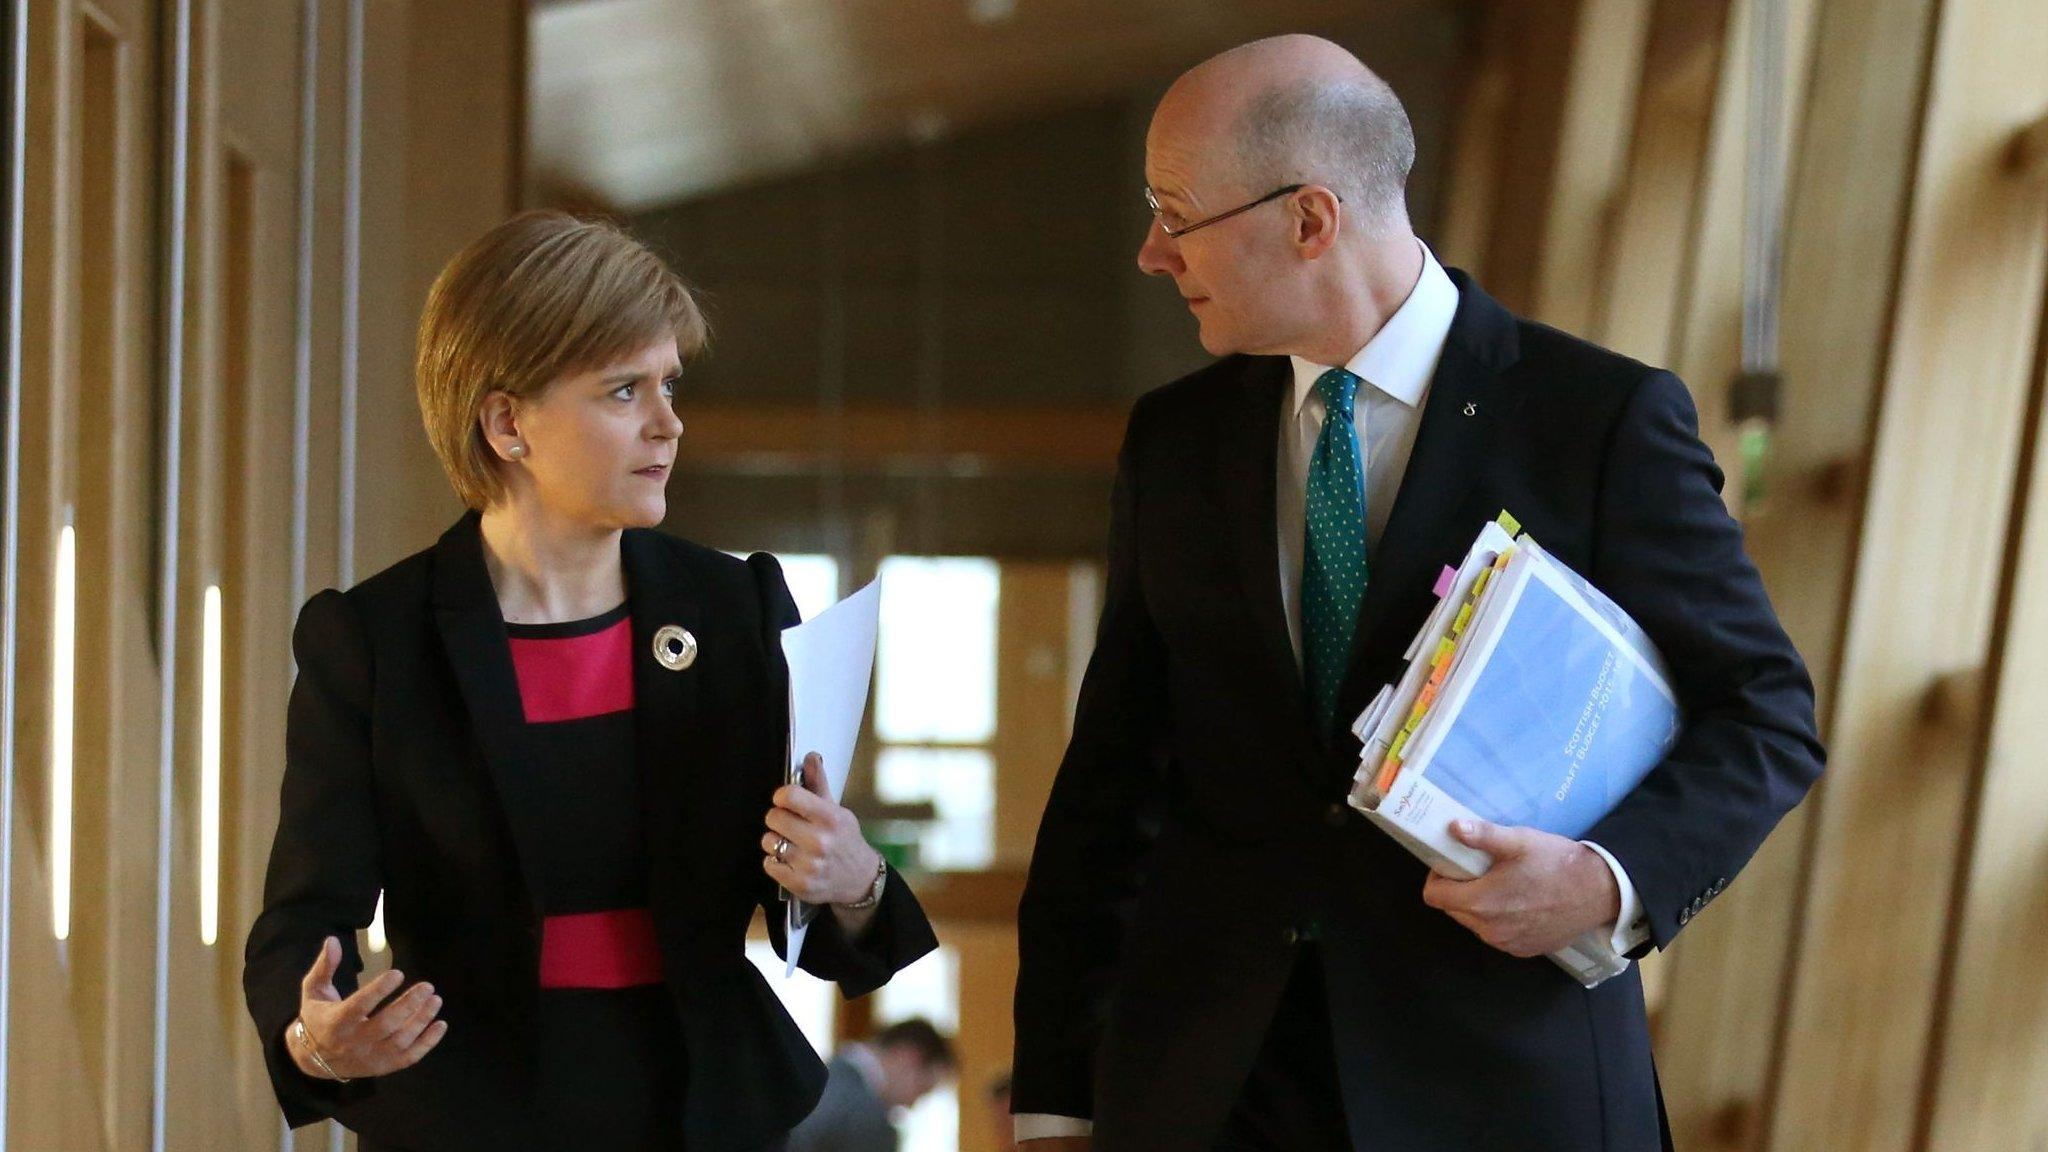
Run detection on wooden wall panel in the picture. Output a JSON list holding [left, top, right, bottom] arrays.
[[1765, 0, 2048, 1144], [1593, 0, 1730, 363], [1925, 263, 2048, 1151], [1649, 0, 1941, 1145]]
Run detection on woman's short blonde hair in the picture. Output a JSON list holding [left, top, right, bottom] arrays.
[[417, 210, 707, 509]]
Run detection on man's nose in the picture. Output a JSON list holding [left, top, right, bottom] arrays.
[[1136, 220, 1181, 277]]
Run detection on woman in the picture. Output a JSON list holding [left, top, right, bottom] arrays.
[[242, 211, 937, 1152]]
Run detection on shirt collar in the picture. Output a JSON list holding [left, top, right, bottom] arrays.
[[1289, 241, 1459, 417], [843, 1042, 885, 1096]]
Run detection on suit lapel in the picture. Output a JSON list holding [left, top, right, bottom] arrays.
[[1334, 271, 1522, 743], [430, 512, 550, 915], [1215, 356, 1315, 724], [619, 527, 705, 916]]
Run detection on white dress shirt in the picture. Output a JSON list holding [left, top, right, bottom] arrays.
[[1014, 243, 1645, 1145]]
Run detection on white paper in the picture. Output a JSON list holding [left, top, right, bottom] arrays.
[[777, 577, 881, 977]]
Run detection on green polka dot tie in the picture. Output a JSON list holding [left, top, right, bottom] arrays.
[[1303, 367, 1367, 735]]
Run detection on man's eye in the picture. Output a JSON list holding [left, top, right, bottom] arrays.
[[661, 377, 679, 398], [613, 384, 635, 400]]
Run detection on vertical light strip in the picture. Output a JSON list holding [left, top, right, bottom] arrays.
[[0, 2, 30, 1141], [51, 523, 75, 940], [152, 0, 194, 1146], [199, 585, 220, 945], [286, 0, 319, 1139]]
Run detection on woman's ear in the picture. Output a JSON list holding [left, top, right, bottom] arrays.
[[477, 390, 524, 461]]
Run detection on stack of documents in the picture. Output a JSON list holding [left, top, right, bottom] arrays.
[[1347, 512, 1682, 987]]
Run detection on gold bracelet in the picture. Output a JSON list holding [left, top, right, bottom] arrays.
[[844, 857, 888, 910], [293, 1017, 351, 1084]]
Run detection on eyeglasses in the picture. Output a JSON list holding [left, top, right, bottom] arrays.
[[1144, 183, 1317, 238]]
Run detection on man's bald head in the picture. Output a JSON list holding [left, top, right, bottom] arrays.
[[1155, 34, 1415, 235]]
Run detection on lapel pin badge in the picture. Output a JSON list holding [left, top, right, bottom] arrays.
[[1463, 401, 1479, 417], [653, 624, 698, 671]]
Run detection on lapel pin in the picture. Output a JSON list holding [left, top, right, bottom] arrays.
[[652, 624, 698, 671], [1462, 401, 1479, 417]]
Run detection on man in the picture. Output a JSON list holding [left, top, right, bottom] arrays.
[[1011, 34, 1824, 1152], [788, 1018, 957, 1152]]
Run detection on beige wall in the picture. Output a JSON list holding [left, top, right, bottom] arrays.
[[0, 1, 519, 1148]]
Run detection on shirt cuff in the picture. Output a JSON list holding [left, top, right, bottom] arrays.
[[1582, 840, 1650, 954], [1014, 1113, 1095, 1141]]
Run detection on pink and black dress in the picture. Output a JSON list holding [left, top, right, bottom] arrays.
[[499, 602, 684, 1150]]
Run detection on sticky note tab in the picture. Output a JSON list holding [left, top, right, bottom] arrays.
[[1495, 509, 1522, 536], [1433, 565, 1458, 598]]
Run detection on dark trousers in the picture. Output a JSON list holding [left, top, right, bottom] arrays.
[[1211, 945, 1354, 1152]]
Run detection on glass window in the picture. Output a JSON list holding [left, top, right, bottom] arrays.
[[875, 557, 998, 744], [875, 747, 996, 870]]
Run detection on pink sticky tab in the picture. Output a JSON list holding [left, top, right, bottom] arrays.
[[1433, 565, 1458, 598]]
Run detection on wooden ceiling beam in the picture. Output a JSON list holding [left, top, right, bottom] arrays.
[[675, 402, 1128, 472]]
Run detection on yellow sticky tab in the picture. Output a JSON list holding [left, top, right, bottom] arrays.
[[1452, 603, 1474, 635], [1390, 729, 1410, 758], [1432, 637, 1456, 666], [1495, 509, 1522, 536]]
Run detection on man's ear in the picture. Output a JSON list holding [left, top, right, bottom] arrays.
[[1291, 186, 1344, 259]]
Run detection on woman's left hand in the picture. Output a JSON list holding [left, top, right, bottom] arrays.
[[762, 752, 882, 907]]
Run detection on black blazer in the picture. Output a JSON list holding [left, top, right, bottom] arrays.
[[244, 513, 937, 1152], [1012, 271, 1825, 1152]]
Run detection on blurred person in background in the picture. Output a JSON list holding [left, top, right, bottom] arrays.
[[788, 1018, 958, 1152]]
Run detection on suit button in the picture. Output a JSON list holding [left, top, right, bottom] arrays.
[[1325, 803, 1348, 828]]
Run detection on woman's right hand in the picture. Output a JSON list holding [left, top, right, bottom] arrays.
[[288, 936, 448, 1080]]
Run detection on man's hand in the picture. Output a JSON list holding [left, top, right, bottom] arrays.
[[1421, 820, 1620, 958]]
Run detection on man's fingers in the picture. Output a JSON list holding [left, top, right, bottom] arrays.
[[1450, 818, 1528, 858], [799, 752, 828, 797], [1422, 872, 1481, 913], [300, 936, 341, 1001]]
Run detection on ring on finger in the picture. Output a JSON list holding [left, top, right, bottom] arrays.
[[774, 836, 790, 865]]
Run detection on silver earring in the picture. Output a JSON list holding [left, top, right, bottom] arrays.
[[507, 443, 525, 458]]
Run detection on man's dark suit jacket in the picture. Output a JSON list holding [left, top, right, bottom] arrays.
[[1012, 271, 1825, 1151], [243, 512, 938, 1152]]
